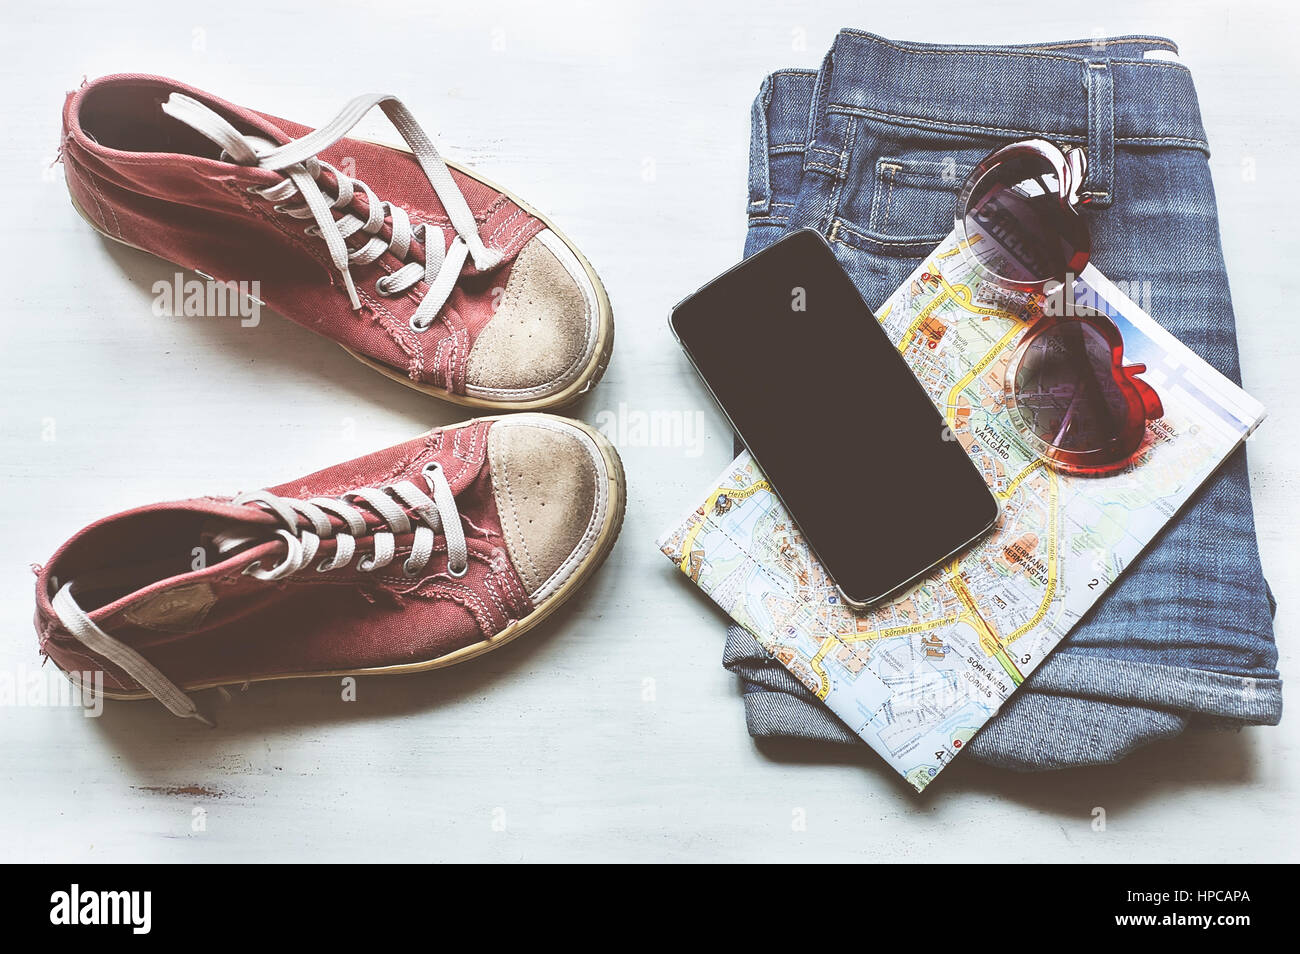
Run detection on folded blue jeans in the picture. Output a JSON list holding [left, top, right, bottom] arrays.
[[728, 30, 1281, 771]]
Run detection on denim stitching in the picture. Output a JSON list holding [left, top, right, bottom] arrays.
[[824, 114, 859, 232], [748, 75, 774, 214], [1034, 37, 1178, 52], [1085, 61, 1116, 206], [836, 30, 1192, 73], [876, 162, 900, 231], [832, 216, 948, 251], [805, 161, 841, 176], [824, 104, 1210, 150]]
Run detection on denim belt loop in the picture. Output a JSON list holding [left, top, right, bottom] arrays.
[[748, 75, 774, 216], [1083, 59, 1116, 207]]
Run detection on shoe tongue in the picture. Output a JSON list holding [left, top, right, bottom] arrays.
[[161, 92, 283, 165]]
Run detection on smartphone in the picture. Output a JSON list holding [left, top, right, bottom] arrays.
[[669, 228, 999, 608]]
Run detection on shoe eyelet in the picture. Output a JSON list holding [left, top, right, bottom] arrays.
[[409, 317, 431, 334], [272, 204, 288, 213], [241, 528, 302, 581], [375, 278, 393, 296], [448, 561, 469, 579], [401, 560, 423, 579]]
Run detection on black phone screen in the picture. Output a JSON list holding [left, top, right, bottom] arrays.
[[670, 229, 999, 606]]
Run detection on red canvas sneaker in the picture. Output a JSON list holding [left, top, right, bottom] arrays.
[[60, 75, 613, 409], [33, 415, 625, 723]]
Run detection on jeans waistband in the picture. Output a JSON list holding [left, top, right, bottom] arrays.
[[815, 30, 1210, 153]]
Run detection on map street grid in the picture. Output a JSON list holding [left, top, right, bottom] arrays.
[[658, 231, 1265, 792]]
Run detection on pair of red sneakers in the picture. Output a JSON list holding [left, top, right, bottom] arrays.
[[37, 76, 625, 723]]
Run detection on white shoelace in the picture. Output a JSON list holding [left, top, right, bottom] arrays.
[[50, 463, 468, 725], [162, 92, 502, 332], [225, 462, 469, 581], [53, 582, 215, 726]]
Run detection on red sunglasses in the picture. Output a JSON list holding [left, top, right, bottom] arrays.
[[954, 139, 1163, 475]]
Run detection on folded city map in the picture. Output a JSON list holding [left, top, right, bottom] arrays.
[[657, 231, 1265, 792]]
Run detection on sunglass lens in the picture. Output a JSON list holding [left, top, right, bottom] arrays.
[[1011, 320, 1132, 455], [962, 154, 1087, 286]]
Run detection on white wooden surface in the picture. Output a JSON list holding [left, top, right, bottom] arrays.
[[2, 0, 1297, 863]]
